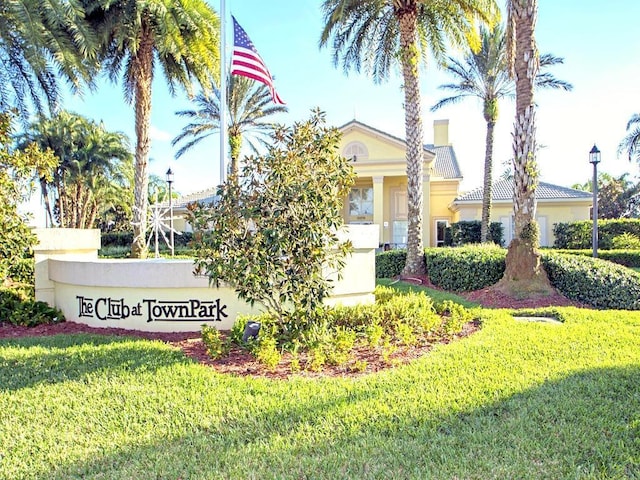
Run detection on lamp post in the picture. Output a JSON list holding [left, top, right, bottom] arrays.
[[166, 168, 175, 257], [589, 145, 601, 258]]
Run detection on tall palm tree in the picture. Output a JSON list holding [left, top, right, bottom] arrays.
[[0, 0, 96, 120], [19, 111, 132, 228], [499, 0, 553, 294], [432, 24, 572, 243], [618, 114, 640, 164], [84, 0, 220, 257], [172, 74, 288, 177], [320, 0, 499, 277]]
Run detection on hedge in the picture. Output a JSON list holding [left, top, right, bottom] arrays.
[[445, 220, 504, 247], [101, 231, 194, 249], [552, 249, 640, 268], [376, 245, 640, 309], [553, 219, 640, 249], [541, 252, 640, 310], [424, 245, 506, 292]]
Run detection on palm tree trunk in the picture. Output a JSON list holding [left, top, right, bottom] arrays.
[[39, 178, 55, 226], [481, 118, 495, 243], [228, 132, 241, 178], [499, 0, 552, 296], [398, 9, 426, 277], [131, 22, 154, 258]]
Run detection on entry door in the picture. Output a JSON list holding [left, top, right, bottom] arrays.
[[391, 188, 408, 247]]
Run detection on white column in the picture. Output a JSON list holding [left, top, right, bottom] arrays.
[[372, 176, 384, 245]]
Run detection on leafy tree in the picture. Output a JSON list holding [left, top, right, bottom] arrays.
[[432, 24, 571, 243], [19, 111, 133, 228], [319, 0, 499, 277], [85, 0, 220, 257], [0, 0, 96, 121], [0, 112, 57, 283], [497, 0, 554, 296], [189, 110, 355, 321], [573, 173, 640, 219], [172, 74, 288, 177], [618, 113, 640, 165]]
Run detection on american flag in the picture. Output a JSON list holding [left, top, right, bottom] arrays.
[[231, 16, 285, 105]]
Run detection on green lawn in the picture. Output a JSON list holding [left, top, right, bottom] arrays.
[[1, 308, 639, 479]]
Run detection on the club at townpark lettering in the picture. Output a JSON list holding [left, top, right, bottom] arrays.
[[77, 295, 228, 323]]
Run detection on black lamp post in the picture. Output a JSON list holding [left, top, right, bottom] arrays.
[[166, 168, 175, 257], [589, 145, 601, 258]]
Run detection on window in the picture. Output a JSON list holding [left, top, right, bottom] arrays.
[[435, 219, 449, 247], [343, 142, 369, 162], [349, 187, 373, 217]]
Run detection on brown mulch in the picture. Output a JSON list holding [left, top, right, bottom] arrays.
[[0, 283, 580, 380]]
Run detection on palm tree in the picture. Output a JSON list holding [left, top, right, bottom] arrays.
[[19, 111, 132, 228], [320, 0, 499, 277], [84, 0, 220, 257], [499, 0, 553, 295], [172, 74, 288, 177], [618, 114, 640, 164], [0, 0, 96, 120], [432, 24, 571, 243]]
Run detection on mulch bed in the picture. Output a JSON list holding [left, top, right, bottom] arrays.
[[0, 283, 581, 379]]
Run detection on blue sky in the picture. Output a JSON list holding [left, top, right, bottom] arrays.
[[60, 0, 640, 197]]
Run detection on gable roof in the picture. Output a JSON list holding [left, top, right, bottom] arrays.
[[338, 119, 462, 180], [454, 179, 593, 203]]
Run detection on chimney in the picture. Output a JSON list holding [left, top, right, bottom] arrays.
[[433, 119, 449, 146]]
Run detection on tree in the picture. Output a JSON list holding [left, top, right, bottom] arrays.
[[0, 111, 57, 283], [432, 24, 571, 243], [498, 0, 553, 296], [172, 74, 288, 177], [85, 0, 220, 257], [320, 0, 499, 277], [0, 0, 96, 121], [189, 110, 355, 321], [618, 113, 640, 165], [574, 173, 640, 219], [19, 111, 133, 228]]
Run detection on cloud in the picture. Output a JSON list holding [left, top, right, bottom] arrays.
[[149, 125, 172, 142]]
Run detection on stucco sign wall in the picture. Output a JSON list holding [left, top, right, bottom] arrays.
[[34, 226, 379, 332]]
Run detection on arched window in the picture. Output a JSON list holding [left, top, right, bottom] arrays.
[[343, 141, 369, 162]]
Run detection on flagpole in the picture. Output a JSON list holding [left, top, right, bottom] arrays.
[[219, 0, 227, 185]]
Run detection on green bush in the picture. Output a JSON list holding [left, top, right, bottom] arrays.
[[541, 252, 640, 310], [424, 245, 506, 292], [0, 287, 64, 326], [611, 233, 640, 250], [553, 219, 640, 249], [445, 220, 504, 247], [375, 249, 406, 278], [8, 258, 34, 284], [551, 249, 640, 268], [201, 325, 230, 359]]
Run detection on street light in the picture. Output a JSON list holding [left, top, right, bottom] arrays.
[[166, 167, 175, 257], [589, 145, 601, 258]]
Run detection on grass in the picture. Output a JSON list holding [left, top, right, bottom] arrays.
[[376, 277, 479, 308], [1, 306, 639, 479]]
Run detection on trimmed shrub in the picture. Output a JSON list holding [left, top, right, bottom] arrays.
[[424, 245, 506, 292], [551, 249, 640, 268], [612, 233, 640, 250], [375, 249, 406, 278], [445, 220, 504, 247], [541, 252, 640, 310], [553, 219, 640, 249]]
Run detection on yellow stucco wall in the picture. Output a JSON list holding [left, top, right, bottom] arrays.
[[455, 200, 591, 246], [339, 124, 460, 247]]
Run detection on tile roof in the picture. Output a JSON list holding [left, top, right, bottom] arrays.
[[455, 179, 593, 202], [160, 187, 218, 209], [339, 120, 462, 180], [425, 144, 462, 179]]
